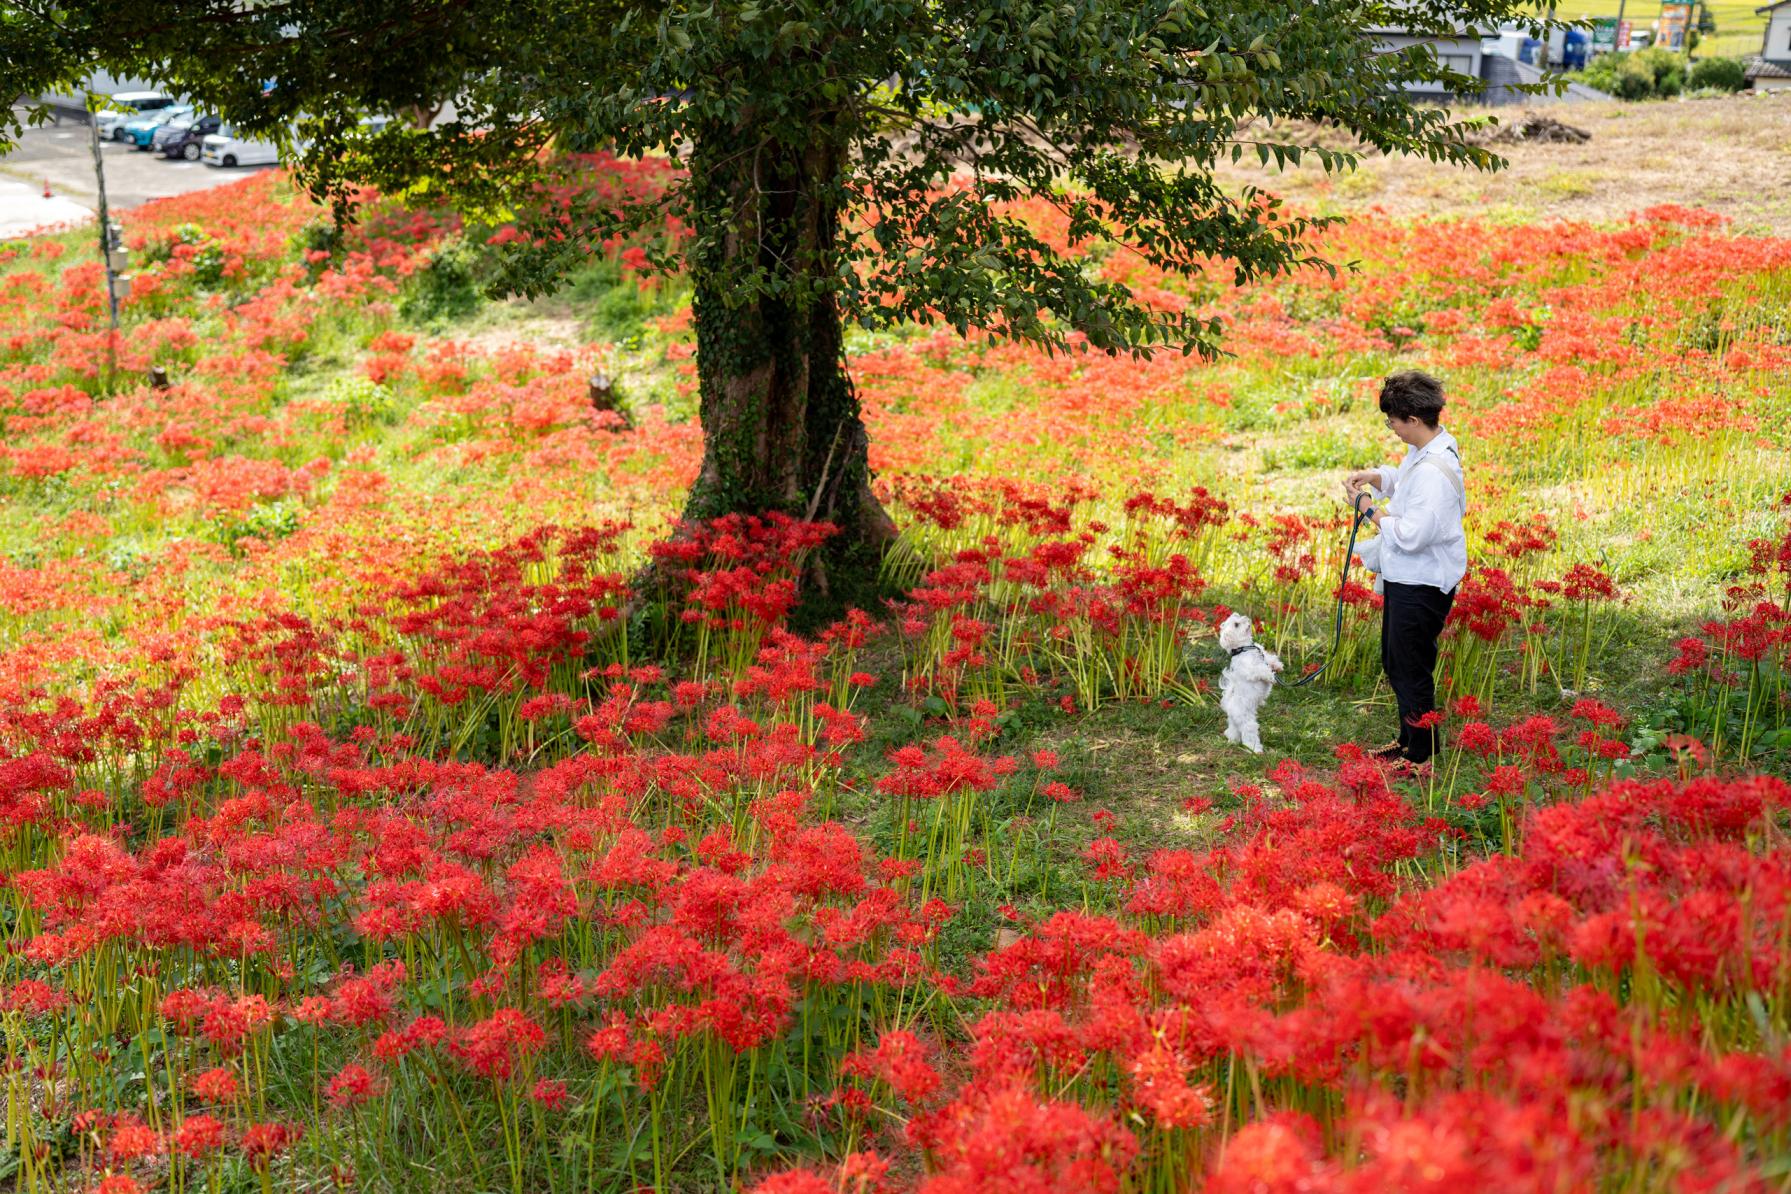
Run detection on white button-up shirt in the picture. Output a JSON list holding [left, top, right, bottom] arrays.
[[1372, 429, 1467, 593]]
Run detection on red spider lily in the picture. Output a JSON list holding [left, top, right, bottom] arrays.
[[8, 164, 1791, 1194], [449, 1008, 548, 1081], [1448, 567, 1535, 644], [1204, 1114, 1327, 1194], [188, 1067, 239, 1103], [104, 1115, 160, 1165], [1128, 1040, 1214, 1130], [1561, 563, 1621, 602], [840, 1029, 942, 1106], [528, 1078, 570, 1111], [240, 1121, 302, 1164], [325, 1063, 385, 1108], [911, 1080, 1138, 1194]]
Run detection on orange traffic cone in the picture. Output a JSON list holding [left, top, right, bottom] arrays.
[[43, 178, 52, 199]]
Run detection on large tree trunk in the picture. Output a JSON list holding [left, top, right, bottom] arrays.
[[682, 122, 897, 614]]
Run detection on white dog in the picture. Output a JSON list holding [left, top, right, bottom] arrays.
[[1217, 612, 1283, 754]]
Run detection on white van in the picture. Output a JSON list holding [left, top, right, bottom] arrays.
[[94, 91, 176, 139], [201, 124, 280, 167]]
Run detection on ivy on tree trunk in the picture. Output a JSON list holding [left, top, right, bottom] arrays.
[[685, 119, 897, 609]]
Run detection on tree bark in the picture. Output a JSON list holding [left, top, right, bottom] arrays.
[[682, 122, 897, 613]]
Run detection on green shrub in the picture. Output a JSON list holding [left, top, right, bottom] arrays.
[[293, 216, 344, 280], [1637, 46, 1686, 93], [188, 241, 227, 289], [400, 235, 486, 323], [1585, 48, 1700, 100], [1581, 56, 1619, 94], [138, 223, 223, 281], [1612, 56, 1655, 98], [213, 499, 303, 551], [323, 375, 399, 428], [1689, 56, 1747, 93]]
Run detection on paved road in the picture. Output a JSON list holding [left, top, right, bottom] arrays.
[[0, 176, 91, 238], [0, 108, 273, 236]]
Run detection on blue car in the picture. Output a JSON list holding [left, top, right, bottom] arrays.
[[121, 105, 192, 150]]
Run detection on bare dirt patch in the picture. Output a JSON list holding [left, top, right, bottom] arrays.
[[1219, 93, 1791, 234], [454, 310, 588, 356]]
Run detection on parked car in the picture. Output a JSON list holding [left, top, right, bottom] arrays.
[[201, 124, 279, 167], [158, 115, 222, 159], [94, 91, 175, 139], [121, 105, 192, 149], [148, 109, 210, 151]]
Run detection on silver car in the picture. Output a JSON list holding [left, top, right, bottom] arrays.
[[93, 91, 174, 139]]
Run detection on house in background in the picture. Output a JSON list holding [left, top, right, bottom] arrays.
[[1746, 0, 1791, 91], [1370, 21, 1492, 102], [1370, 20, 1607, 106]]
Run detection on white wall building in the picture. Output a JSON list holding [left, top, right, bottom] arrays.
[[1747, 0, 1791, 91]]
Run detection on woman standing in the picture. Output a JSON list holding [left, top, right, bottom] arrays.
[[1342, 370, 1467, 768]]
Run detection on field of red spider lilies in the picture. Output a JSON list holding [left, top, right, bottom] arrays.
[[2, 159, 1790, 1194]]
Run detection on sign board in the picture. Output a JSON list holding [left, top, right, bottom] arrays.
[[1616, 19, 1632, 49], [1592, 17, 1619, 52], [1658, 3, 1694, 49]]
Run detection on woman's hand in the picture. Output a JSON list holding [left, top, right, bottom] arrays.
[[1345, 468, 1381, 492]]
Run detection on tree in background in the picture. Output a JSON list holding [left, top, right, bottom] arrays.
[[1, 0, 1550, 603], [1689, 56, 1748, 92], [1584, 45, 1691, 98]]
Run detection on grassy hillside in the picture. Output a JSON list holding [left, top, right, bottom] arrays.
[[1, 138, 1789, 1192]]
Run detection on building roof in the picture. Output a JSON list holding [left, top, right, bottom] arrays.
[[1364, 25, 1486, 38], [1758, 0, 1791, 14], [1745, 55, 1791, 78]]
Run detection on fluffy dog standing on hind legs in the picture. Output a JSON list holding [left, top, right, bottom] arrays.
[[1217, 612, 1282, 754]]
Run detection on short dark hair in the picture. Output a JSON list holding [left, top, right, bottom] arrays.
[[1379, 370, 1445, 428]]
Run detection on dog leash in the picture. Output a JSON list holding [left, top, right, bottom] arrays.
[[1203, 501, 1368, 690], [1215, 498, 1373, 689], [1279, 496, 1376, 688]]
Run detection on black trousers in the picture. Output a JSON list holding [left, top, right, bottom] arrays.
[[1380, 581, 1456, 763]]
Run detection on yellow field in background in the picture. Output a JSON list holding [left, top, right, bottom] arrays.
[[1521, 1, 1768, 58]]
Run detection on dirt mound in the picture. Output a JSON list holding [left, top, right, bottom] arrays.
[[1481, 114, 1592, 145]]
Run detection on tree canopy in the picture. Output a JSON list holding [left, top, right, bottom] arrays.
[[4, 2, 1552, 355], [2, 1, 1555, 598]]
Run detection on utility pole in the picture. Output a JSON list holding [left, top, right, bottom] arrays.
[[85, 102, 129, 389]]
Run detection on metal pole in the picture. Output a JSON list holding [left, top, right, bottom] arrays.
[[86, 112, 120, 386]]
